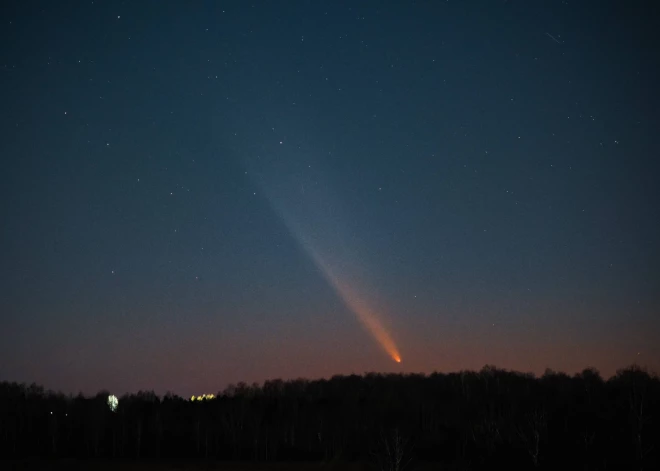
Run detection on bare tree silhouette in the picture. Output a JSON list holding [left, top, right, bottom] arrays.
[[0, 365, 658, 470]]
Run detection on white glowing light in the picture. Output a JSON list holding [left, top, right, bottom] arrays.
[[107, 394, 119, 412]]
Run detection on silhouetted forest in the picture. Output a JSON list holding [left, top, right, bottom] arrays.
[[1, 365, 658, 470]]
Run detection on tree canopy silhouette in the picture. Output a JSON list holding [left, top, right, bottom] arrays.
[[0, 365, 657, 470]]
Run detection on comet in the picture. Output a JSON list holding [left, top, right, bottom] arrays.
[[246, 157, 402, 363], [297, 242, 403, 363]]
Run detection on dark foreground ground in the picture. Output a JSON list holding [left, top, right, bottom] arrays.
[[2, 462, 376, 471], [3, 368, 657, 470]]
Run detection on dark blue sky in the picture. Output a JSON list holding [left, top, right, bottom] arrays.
[[1, 0, 658, 396]]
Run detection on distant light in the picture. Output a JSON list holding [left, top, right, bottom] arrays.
[[190, 394, 215, 402], [107, 394, 119, 412]]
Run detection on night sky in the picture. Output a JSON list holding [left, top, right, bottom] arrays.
[[1, 0, 659, 397]]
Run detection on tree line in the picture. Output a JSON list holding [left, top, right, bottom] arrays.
[[0, 365, 657, 470]]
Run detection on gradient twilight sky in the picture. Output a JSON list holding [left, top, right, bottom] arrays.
[[1, 0, 659, 396]]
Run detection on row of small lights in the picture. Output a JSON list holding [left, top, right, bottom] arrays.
[[190, 394, 215, 401]]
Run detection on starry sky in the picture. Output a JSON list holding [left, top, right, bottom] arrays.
[[1, 0, 659, 396]]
